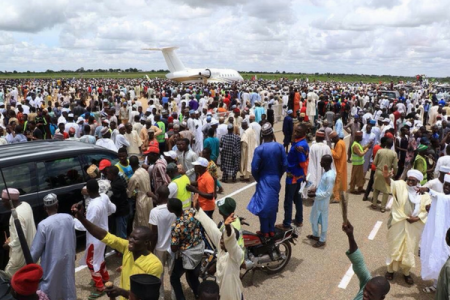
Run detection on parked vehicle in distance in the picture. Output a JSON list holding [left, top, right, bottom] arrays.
[[0, 140, 118, 267], [379, 90, 400, 100]]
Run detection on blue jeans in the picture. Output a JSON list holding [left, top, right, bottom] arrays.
[[115, 214, 128, 239], [283, 181, 303, 227]]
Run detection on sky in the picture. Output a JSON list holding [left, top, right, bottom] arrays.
[[0, 0, 449, 76]]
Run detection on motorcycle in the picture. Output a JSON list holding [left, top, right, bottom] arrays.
[[200, 217, 299, 283]]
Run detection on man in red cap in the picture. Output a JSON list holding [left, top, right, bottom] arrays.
[[0, 188, 36, 280], [11, 264, 49, 300]]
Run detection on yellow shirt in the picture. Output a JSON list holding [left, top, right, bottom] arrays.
[[101, 233, 163, 299]]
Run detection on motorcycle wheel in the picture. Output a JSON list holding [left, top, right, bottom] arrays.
[[264, 241, 292, 274]]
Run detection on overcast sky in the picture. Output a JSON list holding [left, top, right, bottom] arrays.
[[0, 0, 449, 76]]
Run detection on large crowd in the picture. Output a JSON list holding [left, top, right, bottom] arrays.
[[1, 77, 450, 300]]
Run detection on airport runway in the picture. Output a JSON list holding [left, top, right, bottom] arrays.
[[74, 122, 435, 300]]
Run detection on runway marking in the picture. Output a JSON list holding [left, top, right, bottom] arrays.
[[216, 182, 257, 202], [338, 265, 355, 289], [75, 250, 116, 273], [368, 221, 383, 240]]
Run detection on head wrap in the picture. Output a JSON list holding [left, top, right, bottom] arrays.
[[1, 188, 20, 201], [440, 166, 450, 173], [407, 169, 424, 182], [300, 113, 306, 117], [354, 114, 359, 118], [87, 164, 100, 178], [11, 264, 43, 296], [369, 119, 376, 125], [287, 109, 293, 114], [261, 123, 273, 136], [101, 127, 109, 135]]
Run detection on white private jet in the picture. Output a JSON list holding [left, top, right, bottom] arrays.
[[143, 47, 243, 84]]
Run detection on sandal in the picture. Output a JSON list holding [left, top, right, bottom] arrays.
[[404, 275, 414, 285], [88, 290, 106, 300], [380, 208, 386, 213], [423, 286, 436, 293], [307, 235, 319, 241], [385, 272, 394, 281], [371, 204, 378, 210], [312, 241, 326, 248]]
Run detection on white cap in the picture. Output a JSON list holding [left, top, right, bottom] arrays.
[[383, 118, 390, 122], [68, 113, 74, 118], [77, 117, 84, 123], [163, 150, 177, 160], [43, 193, 58, 207], [211, 118, 219, 125], [440, 165, 450, 173], [191, 157, 209, 167]]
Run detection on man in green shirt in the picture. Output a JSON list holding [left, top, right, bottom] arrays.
[[343, 221, 390, 300]]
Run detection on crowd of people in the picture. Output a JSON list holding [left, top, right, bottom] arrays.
[[1, 77, 450, 299]]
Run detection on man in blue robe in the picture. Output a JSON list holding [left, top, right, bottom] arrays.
[[247, 123, 287, 237], [307, 155, 336, 248]]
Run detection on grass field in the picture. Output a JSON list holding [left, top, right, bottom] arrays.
[[0, 71, 446, 83]]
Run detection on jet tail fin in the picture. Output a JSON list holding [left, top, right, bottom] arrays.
[[143, 47, 186, 72]]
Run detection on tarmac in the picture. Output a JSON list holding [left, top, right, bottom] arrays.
[[74, 122, 435, 300]]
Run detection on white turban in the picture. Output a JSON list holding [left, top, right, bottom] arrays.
[[445, 174, 450, 184], [407, 169, 423, 182], [440, 165, 450, 173]]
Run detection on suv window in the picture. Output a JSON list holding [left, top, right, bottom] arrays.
[[81, 153, 118, 179], [42, 157, 84, 188], [0, 163, 37, 195]]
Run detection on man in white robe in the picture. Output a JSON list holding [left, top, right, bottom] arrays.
[[115, 124, 131, 150], [419, 167, 450, 293], [240, 121, 257, 181], [306, 88, 319, 126], [0, 189, 36, 280], [307, 131, 334, 192], [193, 113, 203, 154], [124, 123, 143, 156], [31, 193, 77, 300], [249, 115, 261, 146], [74, 179, 116, 295], [383, 168, 431, 285], [95, 127, 118, 152]]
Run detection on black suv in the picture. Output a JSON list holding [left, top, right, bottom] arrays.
[[0, 140, 118, 267]]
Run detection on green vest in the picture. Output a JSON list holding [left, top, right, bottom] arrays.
[[414, 155, 428, 185], [156, 121, 165, 143], [172, 175, 191, 209], [351, 141, 364, 166]]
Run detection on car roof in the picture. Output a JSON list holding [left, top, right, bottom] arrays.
[[0, 140, 116, 165]]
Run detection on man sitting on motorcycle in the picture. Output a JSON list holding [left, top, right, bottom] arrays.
[[193, 197, 244, 300]]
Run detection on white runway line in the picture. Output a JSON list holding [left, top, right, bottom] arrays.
[[368, 221, 383, 240], [75, 250, 116, 273], [216, 182, 257, 202], [338, 265, 355, 289]]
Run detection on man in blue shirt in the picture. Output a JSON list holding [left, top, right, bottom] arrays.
[[334, 113, 344, 139], [278, 124, 309, 229], [343, 221, 390, 300]]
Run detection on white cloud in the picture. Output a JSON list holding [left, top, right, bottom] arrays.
[[0, 0, 450, 76]]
